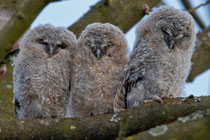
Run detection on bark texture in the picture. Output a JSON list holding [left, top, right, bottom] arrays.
[[0, 96, 210, 140], [68, 0, 161, 37], [0, 0, 58, 60], [126, 109, 210, 140]]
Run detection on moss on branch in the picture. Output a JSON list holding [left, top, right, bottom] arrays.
[[127, 109, 210, 139]]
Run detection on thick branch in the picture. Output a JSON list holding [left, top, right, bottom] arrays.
[[68, 0, 161, 37], [127, 109, 210, 139], [0, 0, 58, 60], [182, 0, 205, 29], [187, 27, 210, 81], [0, 96, 210, 139]]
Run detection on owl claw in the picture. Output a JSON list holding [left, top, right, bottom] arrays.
[[144, 95, 163, 104], [162, 94, 174, 99], [114, 108, 125, 113], [34, 114, 44, 119]]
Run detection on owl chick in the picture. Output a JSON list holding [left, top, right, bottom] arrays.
[[114, 6, 196, 112], [13, 24, 77, 119], [67, 23, 128, 117]]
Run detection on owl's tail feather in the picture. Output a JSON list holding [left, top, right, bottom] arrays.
[[113, 78, 126, 113]]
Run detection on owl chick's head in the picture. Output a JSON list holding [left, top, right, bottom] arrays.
[[19, 24, 76, 57], [78, 23, 128, 60], [136, 6, 195, 50]]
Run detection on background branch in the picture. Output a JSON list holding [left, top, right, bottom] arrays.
[[187, 0, 210, 13], [187, 27, 210, 82], [68, 0, 161, 37], [182, 0, 205, 29], [0, 0, 59, 60]]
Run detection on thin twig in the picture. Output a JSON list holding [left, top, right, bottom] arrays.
[[187, 1, 210, 13], [143, 4, 150, 15], [182, 0, 206, 29]]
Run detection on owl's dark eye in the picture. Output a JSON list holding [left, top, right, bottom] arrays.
[[37, 39, 48, 46], [108, 54, 111, 57], [57, 44, 66, 49], [106, 42, 112, 48]]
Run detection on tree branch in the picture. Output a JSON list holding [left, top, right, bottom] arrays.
[[187, 0, 210, 13], [182, 0, 205, 29], [187, 27, 210, 82], [0, 0, 59, 60], [68, 0, 161, 37], [0, 96, 210, 139], [126, 109, 210, 139]]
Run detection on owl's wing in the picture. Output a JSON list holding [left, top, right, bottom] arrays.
[[124, 63, 145, 93], [113, 77, 127, 113], [114, 65, 145, 113], [114, 46, 146, 113]]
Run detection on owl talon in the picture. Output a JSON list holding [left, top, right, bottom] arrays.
[[114, 107, 125, 113], [144, 95, 163, 104], [34, 114, 44, 119], [161, 94, 174, 99]]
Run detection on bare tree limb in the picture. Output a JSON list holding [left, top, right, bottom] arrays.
[[0, 0, 59, 60], [187, 0, 210, 13], [187, 27, 210, 82], [0, 96, 210, 139], [68, 0, 161, 37], [182, 0, 205, 29], [126, 109, 210, 139]]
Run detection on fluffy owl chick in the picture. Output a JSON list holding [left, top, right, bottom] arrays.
[[114, 6, 196, 112], [67, 23, 128, 117], [13, 24, 77, 119]]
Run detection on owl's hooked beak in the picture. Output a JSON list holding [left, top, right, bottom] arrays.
[[46, 45, 57, 57], [48, 46, 54, 57], [96, 49, 102, 59]]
